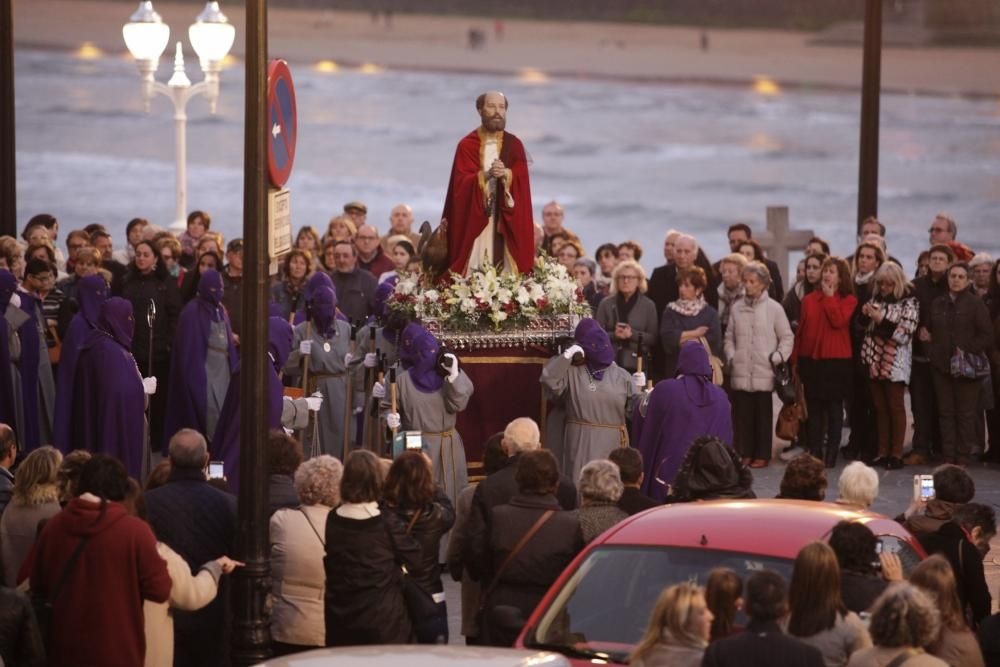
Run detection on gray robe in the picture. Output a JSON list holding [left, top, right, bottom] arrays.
[[286, 319, 357, 460], [541, 355, 638, 484], [204, 320, 231, 442], [354, 323, 399, 453]]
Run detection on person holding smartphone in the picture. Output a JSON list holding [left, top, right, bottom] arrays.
[[595, 260, 658, 374]]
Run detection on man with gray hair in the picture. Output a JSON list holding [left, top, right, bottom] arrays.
[[464, 417, 576, 581], [145, 428, 237, 667]]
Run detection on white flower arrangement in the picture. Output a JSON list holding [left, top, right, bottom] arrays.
[[388, 254, 591, 332]]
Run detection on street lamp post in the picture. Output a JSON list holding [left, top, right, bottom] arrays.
[[123, 1, 235, 231]]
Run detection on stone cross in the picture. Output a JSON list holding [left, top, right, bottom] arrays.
[[755, 206, 814, 288]]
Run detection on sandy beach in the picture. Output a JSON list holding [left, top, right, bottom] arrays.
[[13, 0, 1000, 97]]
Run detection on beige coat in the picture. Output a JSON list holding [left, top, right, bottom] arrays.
[[269, 504, 331, 647], [929, 627, 985, 667], [724, 293, 793, 392], [143, 543, 221, 667], [847, 647, 948, 667]]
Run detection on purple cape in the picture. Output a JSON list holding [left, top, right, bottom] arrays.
[[72, 298, 146, 478], [53, 274, 109, 453], [211, 316, 289, 488], [13, 290, 44, 451], [575, 318, 614, 380], [0, 273, 18, 434], [163, 270, 237, 450], [634, 341, 733, 501], [399, 322, 443, 393]]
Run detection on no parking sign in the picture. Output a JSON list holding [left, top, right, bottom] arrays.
[[267, 60, 297, 188]]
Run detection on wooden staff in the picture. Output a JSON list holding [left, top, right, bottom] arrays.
[[362, 327, 377, 451], [368, 354, 385, 454], [343, 324, 357, 462], [636, 332, 644, 375], [389, 366, 399, 437]]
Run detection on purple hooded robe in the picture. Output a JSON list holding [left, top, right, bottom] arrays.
[[72, 298, 147, 478], [634, 340, 733, 502], [0, 272, 20, 434], [293, 272, 348, 325], [0, 273, 47, 451], [399, 322, 444, 393], [53, 274, 109, 453], [163, 269, 237, 449], [211, 316, 291, 488]]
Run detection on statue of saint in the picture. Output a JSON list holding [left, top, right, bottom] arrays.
[[442, 91, 535, 277]]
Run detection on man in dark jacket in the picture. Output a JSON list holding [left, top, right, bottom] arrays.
[[919, 502, 995, 629], [465, 418, 576, 584], [145, 428, 237, 667], [477, 449, 583, 646], [712, 223, 784, 301], [329, 240, 377, 324], [899, 463, 975, 540], [703, 570, 824, 667], [0, 425, 15, 515], [608, 446, 658, 515]]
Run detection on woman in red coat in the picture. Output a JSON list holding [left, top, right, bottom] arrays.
[[792, 257, 858, 468]]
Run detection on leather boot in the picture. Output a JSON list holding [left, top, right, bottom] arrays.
[[824, 445, 838, 469]]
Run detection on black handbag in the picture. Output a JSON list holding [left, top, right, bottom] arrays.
[[31, 535, 90, 644], [385, 511, 447, 644], [771, 351, 797, 405]]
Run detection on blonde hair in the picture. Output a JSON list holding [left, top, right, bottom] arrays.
[[12, 446, 62, 507], [609, 259, 648, 295], [872, 262, 910, 301], [327, 215, 357, 240], [719, 253, 749, 270], [630, 583, 708, 663]]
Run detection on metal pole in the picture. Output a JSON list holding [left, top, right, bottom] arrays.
[[857, 0, 882, 236], [174, 104, 187, 230], [232, 0, 270, 662], [0, 0, 16, 237]]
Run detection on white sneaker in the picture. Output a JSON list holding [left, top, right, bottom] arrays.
[[779, 446, 804, 462]]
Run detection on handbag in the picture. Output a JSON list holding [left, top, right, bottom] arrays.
[[950, 347, 991, 381], [31, 535, 90, 644], [698, 337, 724, 386], [384, 510, 447, 644], [775, 402, 803, 441], [770, 351, 796, 405]]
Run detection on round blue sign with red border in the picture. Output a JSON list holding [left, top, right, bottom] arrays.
[[267, 59, 297, 188]]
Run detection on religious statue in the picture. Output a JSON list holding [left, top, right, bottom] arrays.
[[441, 91, 535, 277]]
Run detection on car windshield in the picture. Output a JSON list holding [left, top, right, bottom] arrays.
[[523, 545, 793, 664]]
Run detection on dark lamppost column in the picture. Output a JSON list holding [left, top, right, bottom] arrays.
[[857, 0, 882, 236], [232, 0, 270, 664], [1, 0, 16, 237]]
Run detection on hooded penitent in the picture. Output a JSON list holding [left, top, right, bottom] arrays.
[[633, 341, 734, 502], [54, 274, 109, 452], [163, 269, 238, 451], [399, 322, 444, 393], [0, 271, 19, 434], [310, 285, 338, 338], [574, 317, 614, 381], [72, 298, 147, 478], [1, 270, 46, 451]]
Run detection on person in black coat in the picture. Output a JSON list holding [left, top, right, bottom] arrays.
[[828, 520, 891, 615], [465, 418, 577, 586], [383, 450, 456, 644], [120, 241, 181, 450], [702, 570, 824, 667], [144, 429, 237, 667], [608, 447, 658, 515], [268, 430, 303, 517], [325, 449, 423, 646], [475, 449, 584, 647], [919, 502, 995, 629]]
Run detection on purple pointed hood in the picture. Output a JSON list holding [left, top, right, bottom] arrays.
[[399, 322, 444, 393], [304, 271, 334, 305], [99, 297, 135, 349], [269, 316, 293, 372], [77, 274, 109, 327], [197, 268, 225, 313], [311, 285, 338, 337], [373, 277, 398, 322], [574, 318, 614, 380], [676, 341, 714, 406], [0, 270, 17, 310]]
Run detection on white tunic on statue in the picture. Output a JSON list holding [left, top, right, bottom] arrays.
[[468, 134, 515, 274]]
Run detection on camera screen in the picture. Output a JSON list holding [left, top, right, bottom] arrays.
[[920, 477, 935, 500], [208, 461, 224, 479], [405, 432, 422, 450]]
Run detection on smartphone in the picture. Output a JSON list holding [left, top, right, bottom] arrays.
[[208, 461, 225, 479], [913, 474, 934, 502], [404, 431, 422, 451]]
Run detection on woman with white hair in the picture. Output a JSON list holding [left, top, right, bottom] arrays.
[[578, 459, 628, 543], [858, 262, 918, 470], [595, 260, 659, 373], [836, 461, 879, 509], [846, 583, 947, 667], [969, 252, 993, 298], [269, 455, 343, 654]]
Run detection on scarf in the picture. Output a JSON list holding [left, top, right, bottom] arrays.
[[668, 295, 706, 318], [615, 291, 639, 324], [855, 271, 875, 286]]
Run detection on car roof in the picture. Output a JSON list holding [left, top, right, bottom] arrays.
[[255, 645, 572, 667], [595, 498, 913, 558]]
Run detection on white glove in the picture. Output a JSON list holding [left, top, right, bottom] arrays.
[[299, 340, 312, 355], [142, 376, 157, 395], [563, 344, 584, 360], [371, 381, 386, 399], [632, 372, 646, 390], [344, 352, 354, 365], [305, 393, 323, 412], [443, 353, 459, 382], [386, 412, 401, 430], [9, 293, 20, 309], [363, 352, 377, 368]]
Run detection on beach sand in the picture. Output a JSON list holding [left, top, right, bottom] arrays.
[[13, 0, 1000, 97]]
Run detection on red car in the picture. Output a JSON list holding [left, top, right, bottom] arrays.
[[515, 499, 925, 666]]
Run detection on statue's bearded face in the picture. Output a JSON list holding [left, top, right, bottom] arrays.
[[480, 93, 507, 132]]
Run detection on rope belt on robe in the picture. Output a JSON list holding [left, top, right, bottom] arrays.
[[422, 428, 458, 495], [306, 370, 346, 395], [565, 419, 628, 448]]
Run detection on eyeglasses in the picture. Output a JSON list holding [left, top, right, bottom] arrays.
[[356, 235, 378, 241], [618, 275, 639, 281], [928, 226, 947, 233]]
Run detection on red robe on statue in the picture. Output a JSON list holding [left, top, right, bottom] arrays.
[[442, 128, 535, 276]]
